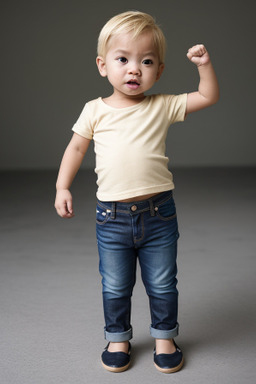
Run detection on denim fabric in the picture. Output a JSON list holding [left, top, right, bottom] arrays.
[[96, 190, 180, 342]]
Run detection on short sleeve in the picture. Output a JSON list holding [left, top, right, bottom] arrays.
[[72, 103, 93, 140], [163, 93, 187, 124]]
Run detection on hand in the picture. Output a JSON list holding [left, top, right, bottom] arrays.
[[55, 189, 75, 218], [187, 44, 210, 66]]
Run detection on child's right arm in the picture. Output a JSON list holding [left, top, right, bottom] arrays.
[[55, 133, 91, 218]]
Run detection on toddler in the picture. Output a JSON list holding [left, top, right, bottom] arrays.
[[55, 10, 219, 373]]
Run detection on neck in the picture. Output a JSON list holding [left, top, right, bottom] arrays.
[[102, 92, 146, 108]]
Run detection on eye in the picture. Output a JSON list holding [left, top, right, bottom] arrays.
[[117, 57, 128, 64], [142, 59, 153, 65]]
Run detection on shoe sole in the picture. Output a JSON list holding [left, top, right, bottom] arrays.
[[154, 356, 184, 374], [101, 360, 131, 373]]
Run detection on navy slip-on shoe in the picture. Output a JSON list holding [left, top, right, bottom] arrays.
[[154, 340, 184, 374], [101, 342, 131, 373]]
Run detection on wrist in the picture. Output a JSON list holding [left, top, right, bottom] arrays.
[[197, 59, 211, 68], [56, 186, 70, 192]]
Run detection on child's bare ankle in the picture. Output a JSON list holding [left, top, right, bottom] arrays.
[[108, 341, 129, 353], [155, 339, 176, 354]]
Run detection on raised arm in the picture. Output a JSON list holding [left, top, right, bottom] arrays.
[[186, 44, 219, 115], [55, 133, 91, 218]]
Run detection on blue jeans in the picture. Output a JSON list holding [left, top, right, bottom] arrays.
[[96, 190, 180, 342]]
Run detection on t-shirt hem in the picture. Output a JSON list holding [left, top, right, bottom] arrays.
[[72, 126, 92, 140], [96, 183, 175, 202]]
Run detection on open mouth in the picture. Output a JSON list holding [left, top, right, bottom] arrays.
[[126, 80, 140, 89], [127, 80, 140, 85]]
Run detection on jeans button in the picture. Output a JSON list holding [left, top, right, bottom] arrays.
[[131, 205, 137, 212]]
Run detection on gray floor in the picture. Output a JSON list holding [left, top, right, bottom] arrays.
[[1, 168, 256, 384]]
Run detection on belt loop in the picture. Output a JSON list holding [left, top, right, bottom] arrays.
[[149, 199, 155, 216], [111, 202, 116, 219]]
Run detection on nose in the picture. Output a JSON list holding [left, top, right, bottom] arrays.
[[128, 62, 141, 76]]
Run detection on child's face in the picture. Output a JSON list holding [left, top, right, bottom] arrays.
[[96, 31, 164, 101]]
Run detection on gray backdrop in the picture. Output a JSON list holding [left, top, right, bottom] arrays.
[[1, 0, 255, 170]]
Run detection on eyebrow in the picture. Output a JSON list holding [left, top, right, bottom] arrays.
[[113, 49, 157, 57]]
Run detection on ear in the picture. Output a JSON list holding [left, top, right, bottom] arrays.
[[96, 56, 107, 77], [156, 63, 165, 81]]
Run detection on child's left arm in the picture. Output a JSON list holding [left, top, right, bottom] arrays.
[[186, 44, 219, 115]]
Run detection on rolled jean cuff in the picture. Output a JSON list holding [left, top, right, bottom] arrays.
[[104, 327, 133, 342], [150, 323, 179, 339]]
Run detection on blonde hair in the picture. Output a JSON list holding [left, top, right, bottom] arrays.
[[97, 11, 166, 64]]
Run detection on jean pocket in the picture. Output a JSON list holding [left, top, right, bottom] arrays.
[[155, 198, 177, 221], [96, 204, 111, 225]]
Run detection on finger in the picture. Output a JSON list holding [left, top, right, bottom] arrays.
[[58, 210, 74, 219], [190, 56, 201, 65], [187, 52, 199, 64], [56, 202, 72, 218], [188, 44, 206, 57], [67, 199, 73, 215]]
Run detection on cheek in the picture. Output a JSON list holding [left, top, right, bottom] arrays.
[[144, 70, 159, 84], [107, 67, 123, 82], [107, 71, 119, 83]]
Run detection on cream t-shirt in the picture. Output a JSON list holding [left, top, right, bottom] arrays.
[[72, 94, 187, 201]]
